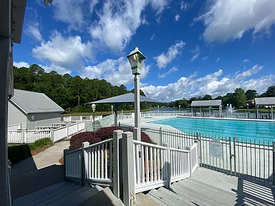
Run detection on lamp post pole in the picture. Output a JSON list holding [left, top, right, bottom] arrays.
[[127, 47, 146, 141], [134, 75, 141, 141], [92, 104, 96, 131]]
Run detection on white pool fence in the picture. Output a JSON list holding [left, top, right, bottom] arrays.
[[8, 122, 85, 144]]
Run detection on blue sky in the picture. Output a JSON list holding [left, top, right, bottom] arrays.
[[14, 0, 275, 101]]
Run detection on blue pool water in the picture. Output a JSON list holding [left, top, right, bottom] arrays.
[[151, 118, 275, 142]]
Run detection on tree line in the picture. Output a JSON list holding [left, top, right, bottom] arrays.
[[13, 64, 275, 112], [166, 86, 275, 109], [13, 64, 142, 113]]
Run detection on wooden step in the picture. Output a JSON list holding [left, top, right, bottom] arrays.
[[13, 181, 77, 206]]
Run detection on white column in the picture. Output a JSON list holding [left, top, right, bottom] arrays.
[[271, 106, 274, 119], [134, 75, 141, 141], [191, 107, 193, 117], [113, 130, 122, 198], [122, 131, 135, 206], [0, 35, 12, 205], [200, 107, 201, 116], [219, 105, 222, 118]]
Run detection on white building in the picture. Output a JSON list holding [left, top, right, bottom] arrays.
[[8, 89, 64, 129]]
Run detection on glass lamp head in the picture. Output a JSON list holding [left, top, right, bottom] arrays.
[[127, 47, 146, 75]]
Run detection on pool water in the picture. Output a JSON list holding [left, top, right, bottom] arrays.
[[151, 117, 275, 142]]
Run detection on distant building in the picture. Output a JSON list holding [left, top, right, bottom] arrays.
[[8, 89, 64, 129], [246, 99, 255, 107]]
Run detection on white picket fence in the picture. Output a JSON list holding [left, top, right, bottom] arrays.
[[64, 130, 199, 205], [62, 115, 102, 122], [8, 122, 85, 143]]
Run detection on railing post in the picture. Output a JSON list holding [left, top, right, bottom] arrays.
[[233, 136, 237, 175], [229, 136, 232, 175], [82, 142, 89, 186], [50, 128, 54, 143], [63, 149, 69, 180], [122, 131, 135, 206], [197, 132, 202, 167], [23, 129, 26, 143], [113, 130, 122, 198], [163, 143, 171, 189], [186, 146, 192, 177], [273, 141, 275, 187], [159, 127, 163, 146]]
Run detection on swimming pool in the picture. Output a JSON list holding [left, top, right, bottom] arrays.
[[151, 117, 275, 142]]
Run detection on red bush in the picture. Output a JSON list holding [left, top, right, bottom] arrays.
[[69, 132, 100, 151], [127, 129, 154, 144], [96, 126, 123, 141]]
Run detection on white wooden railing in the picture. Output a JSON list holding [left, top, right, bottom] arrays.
[[84, 139, 114, 185], [133, 141, 168, 193], [8, 122, 85, 143], [63, 130, 199, 206], [64, 149, 82, 181], [133, 140, 198, 193]]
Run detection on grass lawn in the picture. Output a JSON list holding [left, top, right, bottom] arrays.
[[237, 108, 272, 113], [8, 138, 53, 164]]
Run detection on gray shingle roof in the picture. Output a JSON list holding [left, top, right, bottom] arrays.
[[85, 93, 160, 104], [10, 89, 64, 114], [255, 97, 275, 106], [191, 100, 222, 107]]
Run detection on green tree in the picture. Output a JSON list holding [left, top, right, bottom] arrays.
[[261, 86, 275, 97], [245, 90, 257, 100], [232, 88, 246, 108], [202, 94, 212, 100]]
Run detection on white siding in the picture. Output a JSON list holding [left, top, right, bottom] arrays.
[[27, 112, 61, 129], [8, 102, 27, 129]]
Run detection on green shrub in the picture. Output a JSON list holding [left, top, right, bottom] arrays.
[[29, 138, 52, 151], [8, 138, 52, 164]]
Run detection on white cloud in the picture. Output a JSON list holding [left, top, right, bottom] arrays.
[[202, 56, 208, 60], [142, 64, 274, 101], [235, 64, 262, 80], [150, 34, 155, 40], [90, 0, 148, 52], [150, 0, 171, 15], [90, 0, 98, 12], [32, 31, 93, 73], [190, 45, 200, 62], [82, 57, 149, 86], [158, 66, 178, 78], [199, 0, 275, 42], [243, 59, 250, 63], [52, 0, 86, 30], [26, 25, 43, 42], [38, 64, 71, 74], [216, 57, 220, 62], [24, 8, 43, 42], [154, 41, 185, 69], [13, 61, 30, 68], [180, 1, 189, 10], [175, 14, 180, 21]]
